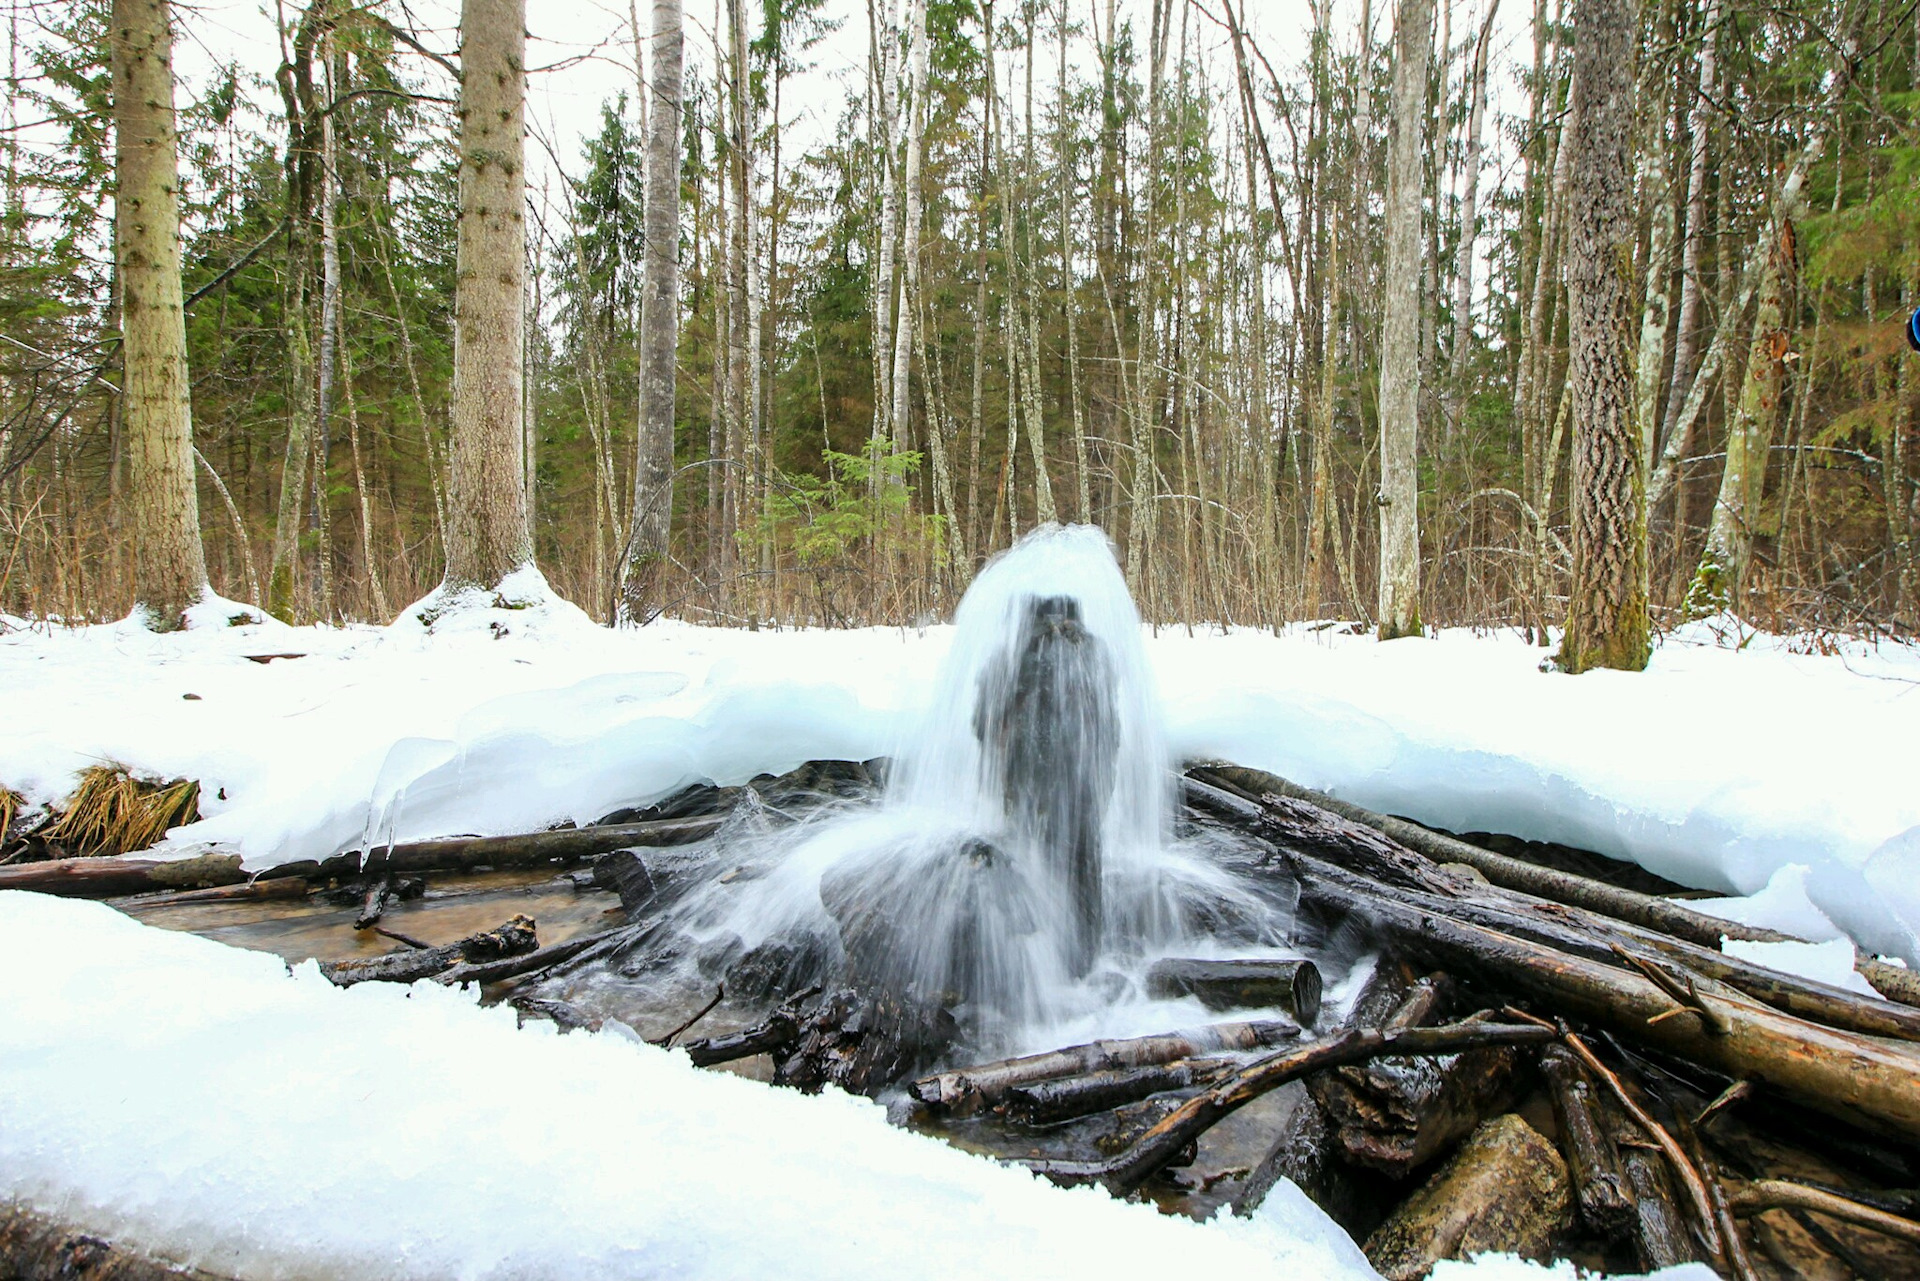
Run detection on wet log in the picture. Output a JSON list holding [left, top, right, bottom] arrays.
[[1185, 783, 1920, 1143], [319, 914, 536, 986], [1540, 1045, 1635, 1239], [0, 852, 245, 898], [1310, 984, 1521, 1179], [353, 875, 394, 930], [1361, 1113, 1572, 1281], [591, 849, 659, 914], [1002, 1057, 1235, 1126], [1728, 1180, 1920, 1246], [511, 996, 602, 1033], [1189, 776, 1920, 1045], [1022, 1019, 1557, 1195], [113, 876, 309, 909], [436, 928, 614, 987], [681, 1009, 806, 1067], [1620, 1144, 1701, 1270], [1145, 958, 1323, 1024], [773, 987, 959, 1096], [0, 1200, 237, 1280], [258, 814, 725, 883], [911, 1019, 1299, 1115], [1192, 763, 1920, 1010]]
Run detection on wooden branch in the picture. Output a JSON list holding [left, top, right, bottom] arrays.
[[910, 1019, 1298, 1116], [1540, 1044, 1635, 1238], [1002, 1058, 1235, 1126], [1728, 1179, 1920, 1245], [436, 927, 616, 987], [654, 986, 726, 1048], [1020, 1021, 1557, 1195], [321, 915, 536, 987], [1190, 763, 1920, 1008]]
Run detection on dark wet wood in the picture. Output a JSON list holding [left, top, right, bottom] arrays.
[[260, 813, 725, 883], [0, 1201, 237, 1280], [353, 875, 394, 930], [1184, 781, 1920, 1142], [773, 988, 959, 1096], [1361, 1114, 1571, 1281], [1729, 1180, 1920, 1246], [1002, 1057, 1235, 1126], [1021, 1020, 1557, 1195], [1191, 763, 1920, 1010], [1540, 1045, 1635, 1239], [1145, 958, 1323, 1024], [911, 1019, 1299, 1115], [437, 928, 615, 987], [320, 914, 536, 986]]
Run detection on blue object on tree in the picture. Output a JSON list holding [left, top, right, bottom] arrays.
[[1909, 306, 1920, 353]]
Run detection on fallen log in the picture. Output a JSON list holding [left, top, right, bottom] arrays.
[[911, 1019, 1299, 1116], [353, 875, 394, 930], [773, 987, 960, 1096], [260, 813, 725, 883], [1185, 780, 1920, 1140], [1002, 1058, 1236, 1126], [680, 987, 822, 1067], [0, 852, 244, 898], [320, 915, 536, 987], [113, 876, 309, 909], [1144, 958, 1322, 1024], [1361, 1114, 1571, 1281], [1540, 1044, 1635, 1239], [1021, 1019, 1557, 1195], [1192, 763, 1920, 1009], [1232, 1091, 1391, 1237], [1189, 776, 1920, 1044]]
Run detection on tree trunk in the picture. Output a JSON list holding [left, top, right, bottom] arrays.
[[1445, 0, 1500, 434], [617, 0, 685, 624], [1556, 0, 1648, 673], [1655, 0, 1719, 467], [443, 0, 534, 593], [887, 0, 927, 479], [1686, 218, 1795, 616], [1375, 0, 1430, 640], [111, 0, 209, 630]]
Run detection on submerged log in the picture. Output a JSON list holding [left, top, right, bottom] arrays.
[[1232, 1091, 1392, 1238], [1540, 1045, 1635, 1239], [1361, 1114, 1572, 1281], [113, 876, 308, 909], [320, 915, 536, 986], [0, 1200, 237, 1280], [1002, 1057, 1235, 1126], [911, 1019, 1299, 1115], [1191, 763, 1920, 1009], [1145, 958, 1323, 1024], [0, 852, 245, 898]]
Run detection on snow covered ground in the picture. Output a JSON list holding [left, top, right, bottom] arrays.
[[6, 600, 1918, 960], [1, 597, 1913, 1277]]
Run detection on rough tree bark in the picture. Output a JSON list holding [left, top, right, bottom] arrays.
[[616, 0, 685, 624], [111, 0, 209, 629], [1556, 0, 1648, 673], [1376, 0, 1430, 640], [443, 0, 534, 594]]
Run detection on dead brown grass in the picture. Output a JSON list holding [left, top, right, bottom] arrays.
[[0, 787, 19, 839], [42, 766, 201, 857]]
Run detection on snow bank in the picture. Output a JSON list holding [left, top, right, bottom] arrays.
[[5, 611, 1917, 956], [0, 891, 1378, 1280]]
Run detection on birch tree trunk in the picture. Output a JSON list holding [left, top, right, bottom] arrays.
[[1376, 0, 1431, 640], [868, 0, 901, 459], [1684, 219, 1794, 617], [1445, 0, 1499, 432], [443, 0, 534, 593], [1557, 0, 1648, 673], [111, 0, 208, 629], [617, 0, 685, 624], [887, 0, 927, 473]]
